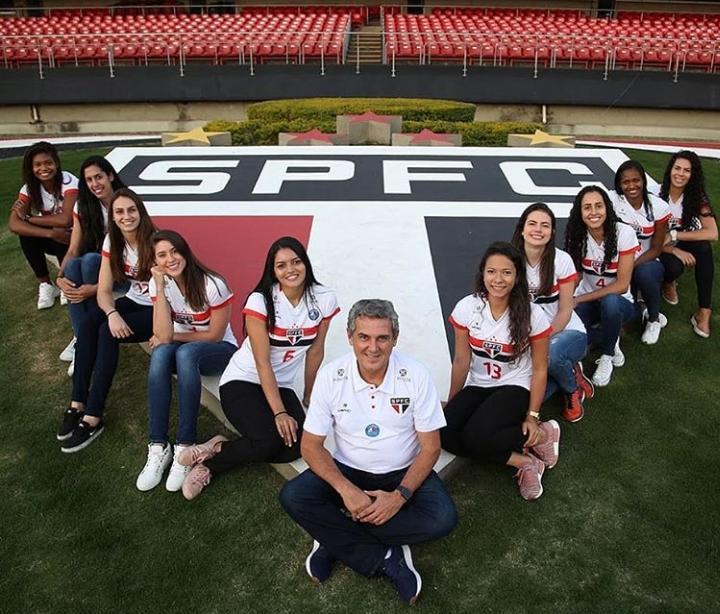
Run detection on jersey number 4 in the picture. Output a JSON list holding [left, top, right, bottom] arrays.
[[483, 362, 502, 380], [596, 279, 606, 287]]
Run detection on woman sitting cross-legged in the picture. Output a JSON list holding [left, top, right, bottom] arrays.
[[440, 241, 558, 501], [178, 236, 340, 500], [135, 230, 238, 492]]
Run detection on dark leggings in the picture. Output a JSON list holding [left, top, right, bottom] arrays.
[[204, 380, 305, 475], [72, 296, 153, 418], [19, 235, 67, 279], [659, 240, 714, 309], [440, 385, 529, 465]]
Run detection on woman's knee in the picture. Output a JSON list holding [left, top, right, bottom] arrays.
[[149, 343, 177, 375], [64, 257, 83, 284], [80, 252, 102, 281]]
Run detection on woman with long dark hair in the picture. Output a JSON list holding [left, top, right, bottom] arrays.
[[58, 189, 157, 452], [135, 230, 238, 492], [440, 242, 557, 501], [565, 186, 639, 388], [56, 156, 127, 374], [178, 236, 340, 500], [8, 141, 77, 309], [658, 150, 717, 337], [610, 159, 672, 345], [511, 203, 592, 423]]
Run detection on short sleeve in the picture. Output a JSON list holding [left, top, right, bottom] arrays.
[[72, 202, 80, 220], [242, 292, 268, 321], [207, 276, 234, 310], [61, 172, 79, 196], [148, 277, 158, 300], [617, 223, 640, 256], [318, 287, 340, 320], [529, 304, 552, 341], [651, 195, 672, 226], [556, 249, 578, 284], [18, 184, 30, 204], [411, 365, 446, 432], [303, 366, 334, 437], [101, 234, 111, 258], [449, 295, 474, 330]]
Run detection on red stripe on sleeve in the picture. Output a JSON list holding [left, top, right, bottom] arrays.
[[210, 295, 234, 311], [558, 271, 577, 284], [448, 315, 468, 331], [17, 193, 30, 204], [655, 213, 672, 226], [242, 308, 267, 321], [322, 306, 341, 321], [530, 326, 553, 342], [618, 246, 640, 256], [101, 250, 111, 258]]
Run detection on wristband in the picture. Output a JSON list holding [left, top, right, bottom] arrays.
[[274, 411, 288, 419], [528, 410, 540, 420], [106, 309, 118, 318], [396, 485, 413, 501]]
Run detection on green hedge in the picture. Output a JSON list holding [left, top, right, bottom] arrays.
[[206, 118, 542, 147], [245, 98, 477, 123]]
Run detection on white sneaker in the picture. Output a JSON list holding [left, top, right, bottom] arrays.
[[165, 445, 191, 492], [67, 358, 74, 377], [641, 314, 667, 345], [593, 354, 614, 387], [37, 282, 60, 309], [60, 292, 68, 306], [59, 337, 76, 362], [612, 339, 625, 367], [136, 443, 172, 492]]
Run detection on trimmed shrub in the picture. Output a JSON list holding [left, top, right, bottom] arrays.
[[246, 98, 476, 123], [403, 121, 542, 146], [206, 119, 336, 145]]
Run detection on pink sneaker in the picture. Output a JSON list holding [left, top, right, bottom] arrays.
[[177, 434, 228, 467], [515, 454, 545, 501], [182, 464, 212, 500], [532, 420, 561, 469]]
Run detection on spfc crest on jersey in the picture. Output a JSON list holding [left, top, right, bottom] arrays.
[[390, 397, 410, 414], [482, 340, 504, 358], [286, 327, 304, 345]]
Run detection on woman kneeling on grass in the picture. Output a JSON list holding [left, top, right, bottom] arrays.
[[512, 203, 593, 423], [658, 150, 717, 338], [564, 186, 639, 388], [440, 242, 558, 501], [177, 236, 340, 500], [58, 189, 156, 452], [56, 156, 127, 377], [8, 141, 77, 309], [136, 230, 238, 492]]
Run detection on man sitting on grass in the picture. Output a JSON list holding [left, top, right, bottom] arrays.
[[279, 299, 457, 605]]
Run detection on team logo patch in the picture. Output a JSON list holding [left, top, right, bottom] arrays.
[[590, 259, 605, 274], [337, 403, 350, 413], [308, 308, 320, 320], [174, 313, 194, 325], [337, 368, 345, 377], [365, 423, 380, 437], [482, 340, 504, 358], [286, 327, 304, 345], [390, 397, 410, 414], [399, 368, 407, 377]]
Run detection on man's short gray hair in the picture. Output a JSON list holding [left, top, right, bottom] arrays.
[[347, 299, 399, 338]]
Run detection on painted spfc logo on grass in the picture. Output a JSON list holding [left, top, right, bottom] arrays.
[[390, 397, 411, 415]]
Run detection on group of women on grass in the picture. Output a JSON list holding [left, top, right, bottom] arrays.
[[11, 142, 716, 502]]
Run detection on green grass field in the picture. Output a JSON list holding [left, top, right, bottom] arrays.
[[1, 146, 718, 613]]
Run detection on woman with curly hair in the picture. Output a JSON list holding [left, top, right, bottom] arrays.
[[440, 242, 557, 501], [564, 186, 639, 388], [610, 159, 672, 345], [511, 203, 592, 423], [58, 189, 157, 452], [658, 150, 717, 338]]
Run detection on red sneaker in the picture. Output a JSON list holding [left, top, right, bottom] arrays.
[[563, 390, 585, 423], [573, 362, 594, 401]]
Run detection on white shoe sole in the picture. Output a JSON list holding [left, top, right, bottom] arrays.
[[400, 545, 422, 604], [305, 540, 323, 584], [60, 425, 105, 453], [540, 420, 561, 469]]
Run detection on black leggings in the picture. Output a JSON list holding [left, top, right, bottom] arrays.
[[19, 235, 68, 279], [659, 240, 714, 309], [204, 380, 305, 475], [440, 385, 529, 465]]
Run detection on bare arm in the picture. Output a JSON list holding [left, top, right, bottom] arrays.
[[447, 326, 471, 402], [551, 280, 574, 333], [673, 214, 718, 244], [522, 334, 549, 449], [635, 223, 667, 266], [575, 251, 635, 303], [357, 429, 441, 526], [303, 318, 331, 407], [301, 432, 372, 518], [24, 189, 75, 229], [8, 200, 58, 239], [150, 268, 174, 344]]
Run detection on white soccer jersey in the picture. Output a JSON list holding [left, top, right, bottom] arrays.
[[665, 193, 713, 232], [101, 234, 151, 306], [220, 283, 340, 388], [73, 201, 109, 232], [304, 350, 446, 473], [449, 295, 552, 391], [527, 248, 585, 334], [610, 191, 671, 256], [18, 171, 78, 215], [149, 274, 237, 345], [575, 223, 639, 302]]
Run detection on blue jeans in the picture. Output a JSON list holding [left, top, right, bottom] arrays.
[[574, 294, 635, 356], [148, 340, 237, 444], [279, 461, 458, 577], [631, 259, 665, 321], [544, 329, 588, 399], [64, 253, 102, 336]]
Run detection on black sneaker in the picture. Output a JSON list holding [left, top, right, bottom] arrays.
[[382, 545, 422, 605], [57, 407, 82, 441], [305, 540, 335, 584], [60, 419, 105, 453]]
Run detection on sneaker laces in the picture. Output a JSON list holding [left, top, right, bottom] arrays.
[[515, 459, 542, 498], [189, 465, 211, 487]]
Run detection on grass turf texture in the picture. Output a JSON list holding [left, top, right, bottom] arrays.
[[1, 146, 718, 613]]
